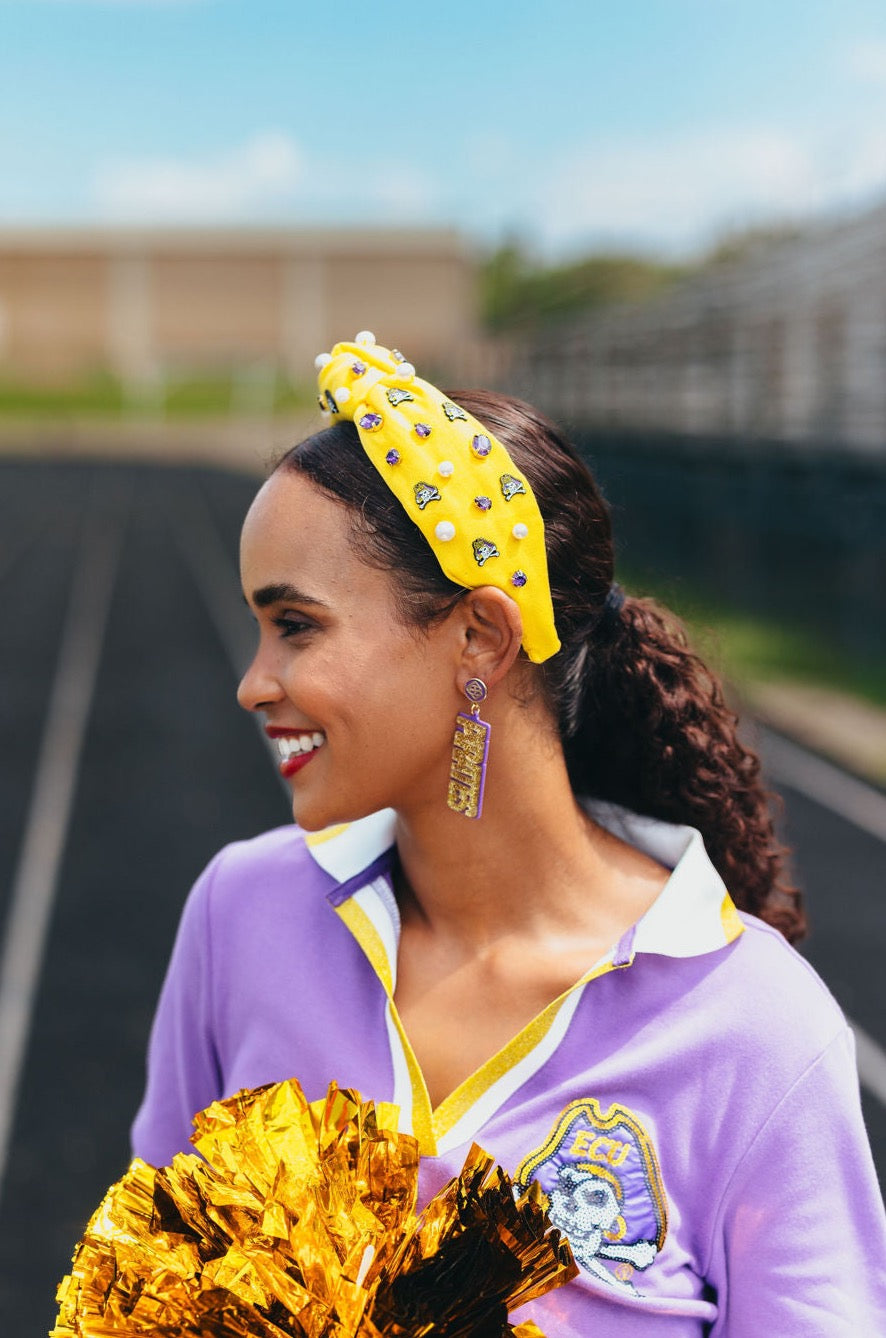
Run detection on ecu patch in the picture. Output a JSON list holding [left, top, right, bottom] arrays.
[[515, 1098, 668, 1294]]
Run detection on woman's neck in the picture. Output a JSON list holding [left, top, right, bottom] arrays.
[[392, 712, 667, 953]]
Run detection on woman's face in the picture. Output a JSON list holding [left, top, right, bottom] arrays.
[[238, 468, 460, 831]]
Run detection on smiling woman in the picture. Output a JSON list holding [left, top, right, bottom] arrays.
[[237, 471, 466, 831], [130, 335, 886, 1336]]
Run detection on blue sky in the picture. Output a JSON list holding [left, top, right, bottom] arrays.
[[4, 0, 886, 257]]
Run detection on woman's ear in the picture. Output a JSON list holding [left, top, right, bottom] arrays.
[[455, 586, 524, 690]]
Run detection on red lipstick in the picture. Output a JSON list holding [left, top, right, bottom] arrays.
[[280, 750, 319, 779]]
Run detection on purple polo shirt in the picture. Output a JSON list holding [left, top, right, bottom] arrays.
[[132, 803, 886, 1335]]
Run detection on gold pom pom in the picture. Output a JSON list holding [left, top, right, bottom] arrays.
[[53, 1078, 576, 1337]]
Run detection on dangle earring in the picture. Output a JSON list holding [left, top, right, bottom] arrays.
[[446, 678, 491, 819]]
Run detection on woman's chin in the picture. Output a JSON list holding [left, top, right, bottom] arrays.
[[289, 796, 334, 832], [289, 789, 375, 834]]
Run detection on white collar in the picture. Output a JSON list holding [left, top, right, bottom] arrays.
[[304, 800, 744, 960]]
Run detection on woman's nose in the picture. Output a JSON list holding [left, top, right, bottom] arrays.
[[236, 646, 283, 713]]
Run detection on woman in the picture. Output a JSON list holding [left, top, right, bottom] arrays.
[[132, 334, 886, 1335]]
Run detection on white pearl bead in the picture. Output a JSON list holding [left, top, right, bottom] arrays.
[[314, 352, 332, 369], [438, 460, 455, 477], [435, 521, 456, 542], [355, 330, 376, 347], [395, 362, 416, 380], [512, 522, 529, 539], [333, 386, 351, 406]]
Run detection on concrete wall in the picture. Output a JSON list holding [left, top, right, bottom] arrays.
[[0, 227, 477, 386]]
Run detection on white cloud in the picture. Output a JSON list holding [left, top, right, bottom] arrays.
[[834, 128, 886, 198], [91, 133, 443, 226], [532, 124, 886, 256], [93, 132, 302, 221], [844, 38, 886, 83], [367, 166, 439, 217]]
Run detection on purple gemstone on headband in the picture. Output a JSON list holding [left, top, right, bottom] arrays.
[[472, 434, 492, 458], [511, 570, 528, 588], [351, 360, 367, 375], [414, 422, 432, 438], [474, 495, 493, 511], [359, 412, 383, 430], [385, 449, 401, 465]]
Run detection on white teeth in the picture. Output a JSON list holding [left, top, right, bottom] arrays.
[[276, 733, 325, 760]]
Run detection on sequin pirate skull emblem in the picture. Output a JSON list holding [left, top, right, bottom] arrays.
[[413, 481, 441, 510], [515, 1098, 668, 1295], [499, 473, 526, 501], [472, 537, 500, 566]]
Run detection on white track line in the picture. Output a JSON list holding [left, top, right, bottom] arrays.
[[167, 482, 287, 786], [853, 1023, 886, 1108], [761, 727, 886, 1106], [168, 484, 255, 676], [853, 1037, 886, 1109], [0, 478, 127, 1200], [761, 729, 886, 844]]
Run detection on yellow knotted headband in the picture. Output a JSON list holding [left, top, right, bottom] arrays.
[[315, 333, 561, 664]]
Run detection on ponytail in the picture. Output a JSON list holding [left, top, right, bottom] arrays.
[[562, 595, 805, 942]]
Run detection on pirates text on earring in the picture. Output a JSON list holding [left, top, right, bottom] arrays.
[[446, 678, 491, 819]]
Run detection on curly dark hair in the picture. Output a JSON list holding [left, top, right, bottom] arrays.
[[279, 389, 805, 943]]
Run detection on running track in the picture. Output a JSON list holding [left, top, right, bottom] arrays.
[[0, 459, 883, 1335]]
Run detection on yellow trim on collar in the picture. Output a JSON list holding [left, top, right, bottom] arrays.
[[720, 892, 745, 943], [306, 805, 745, 961], [316, 335, 560, 664], [430, 956, 626, 1145], [332, 895, 437, 1154]]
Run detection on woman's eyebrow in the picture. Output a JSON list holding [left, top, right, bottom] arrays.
[[251, 583, 329, 610]]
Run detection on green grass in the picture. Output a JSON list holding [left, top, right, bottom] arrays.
[[0, 372, 316, 420], [622, 573, 886, 711], [0, 373, 126, 417]]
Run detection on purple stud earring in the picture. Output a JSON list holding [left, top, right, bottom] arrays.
[[446, 678, 491, 819]]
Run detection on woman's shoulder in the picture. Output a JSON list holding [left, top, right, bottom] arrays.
[[208, 821, 318, 873], [716, 910, 850, 1057], [187, 824, 340, 921]]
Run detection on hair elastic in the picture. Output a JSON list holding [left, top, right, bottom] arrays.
[[604, 583, 626, 617]]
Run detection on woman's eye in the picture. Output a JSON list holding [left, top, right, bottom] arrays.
[[273, 615, 313, 639]]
